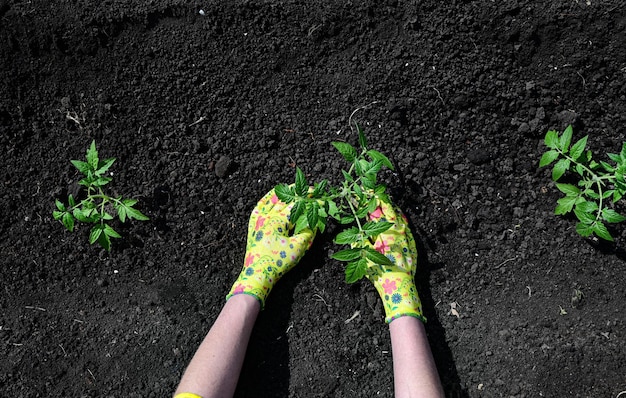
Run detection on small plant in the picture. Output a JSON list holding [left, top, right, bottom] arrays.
[[275, 123, 396, 283], [539, 125, 626, 241], [53, 140, 149, 250]]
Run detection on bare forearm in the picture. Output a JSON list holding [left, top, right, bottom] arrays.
[[174, 295, 260, 398], [389, 317, 444, 398]]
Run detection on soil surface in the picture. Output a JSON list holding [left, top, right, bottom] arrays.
[[1, 0, 626, 397]]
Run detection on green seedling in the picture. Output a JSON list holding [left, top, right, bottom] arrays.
[[275, 123, 396, 283], [53, 141, 149, 250], [539, 125, 626, 241]]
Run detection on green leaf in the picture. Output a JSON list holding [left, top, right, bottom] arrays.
[[89, 225, 104, 244], [544, 130, 559, 149], [332, 248, 362, 262], [334, 227, 361, 244], [608, 153, 621, 163], [73, 208, 91, 222], [275, 184, 295, 203], [104, 224, 121, 238], [613, 190, 624, 203], [539, 150, 560, 167], [620, 142, 626, 161], [86, 140, 99, 170], [354, 158, 364, 176], [361, 173, 376, 189], [117, 206, 127, 223], [555, 195, 577, 215], [70, 160, 92, 175], [569, 136, 588, 160], [95, 158, 116, 176], [575, 200, 598, 213], [341, 170, 354, 182], [98, 232, 112, 251], [289, 200, 305, 225], [55, 199, 66, 211], [552, 158, 570, 181], [600, 161, 615, 173], [317, 216, 327, 233], [345, 259, 368, 283], [327, 200, 339, 219], [126, 206, 149, 221], [601, 208, 626, 223], [559, 125, 573, 152], [555, 183, 580, 196], [339, 215, 355, 224], [122, 198, 138, 207], [294, 214, 309, 234], [295, 167, 308, 196], [92, 177, 112, 187], [312, 180, 328, 198], [53, 210, 63, 220], [575, 222, 594, 237], [306, 202, 319, 230], [68, 194, 76, 207], [574, 208, 596, 224], [357, 123, 367, 149], [592, 221, 613, 241], [362, 221, 393, 237], [62, 212, 74, 232], [367, 149, 394, 170], [364, 247, 393, 266], [332, 141, 358, 162]]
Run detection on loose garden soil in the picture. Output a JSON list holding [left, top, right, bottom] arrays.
[[1, 0, 626, 397]]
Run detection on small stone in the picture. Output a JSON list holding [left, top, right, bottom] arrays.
[[557, 110, 579, 126], [215, 156, 233, 178]]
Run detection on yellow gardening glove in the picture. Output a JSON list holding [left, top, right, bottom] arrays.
[[226, 188, 316, 309], [359, 199, 425, 323]]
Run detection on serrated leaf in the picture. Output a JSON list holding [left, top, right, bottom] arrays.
[[341, 169, 354, 182], [126, 206, 149, 221], [92, 177, 112, 187], [354, 158, 363, 176], [361, 173, 376, 190], [275, 184, 295, 203], [312, 180, 328, 198], [117, 206, 127, 223], [362, 221, 393, 237], [89, 225, 104, 244], [328, 200, 339, 219], [53, 210, 63, 220], [367, 149, 394, 170], [334, 227, 361, 245], [332, 248, 363, 262], [104, 224, 121, 238], [364, 247, 393, 266], [98, 232, 111, 251], [544, 130, 559, 149], [102, 212, 114, 221], [552, 158, 570, 181], [539, 150, 560, 167], [55, 199, 66, 211], [332, 141, 358, 162], [575, 200, 598, 213], [555, 195, 577, 215], [357, 123, 367, 149], [71, 160, 91, 175], [613, 190, 624, 203], [62, 212, 74, 232], [592, 221, 613, 241], [95, 157, 116, 176], [68, 194, 75, 207], [569, 136, 588, 160], [306, 202, 319, 230], [289, 200, 305, 225], [556, 183, 580, 196], [339, 215, 355, 224], [608, 153, 621, 163], [294, 214, 309, 234], [86, 140, 99, 170], [601, 208, 626, 223], [559, 125, 573, 152], [602, 190, 614, 199], [317, 216, 327, 233], [295, 167, 308, 196], [73, 208, 90, 222], [575, 222, 594, 237], [574, 208, 596, 224], [600, 161, 615, 173], [345, 259, 368, 283]]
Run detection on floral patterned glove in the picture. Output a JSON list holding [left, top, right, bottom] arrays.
[[226, 188, 316, 309], [358, 200, 425, 324]]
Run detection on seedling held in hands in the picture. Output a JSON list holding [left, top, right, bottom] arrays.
[[275, 124, 396, 283], [540, 125, 626, 241], [53, 141, 149, 250]]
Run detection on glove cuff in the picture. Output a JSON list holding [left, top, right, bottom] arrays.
[[372, 274, 426, 324]]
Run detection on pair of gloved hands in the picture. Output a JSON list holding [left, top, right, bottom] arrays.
[[226, 188, 425, 324]]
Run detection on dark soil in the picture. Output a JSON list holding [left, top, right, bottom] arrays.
[[1, 0, 626, 397]]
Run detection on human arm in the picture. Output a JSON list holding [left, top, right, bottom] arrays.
[[361, 201, 444, 397], [174, 188, 315, 398], [173, 294, 260, 398]]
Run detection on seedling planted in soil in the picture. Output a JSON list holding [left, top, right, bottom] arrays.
[[275, 124, 396, 283], [53, 141, 149, 250], [540, 125, 626, 241]]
